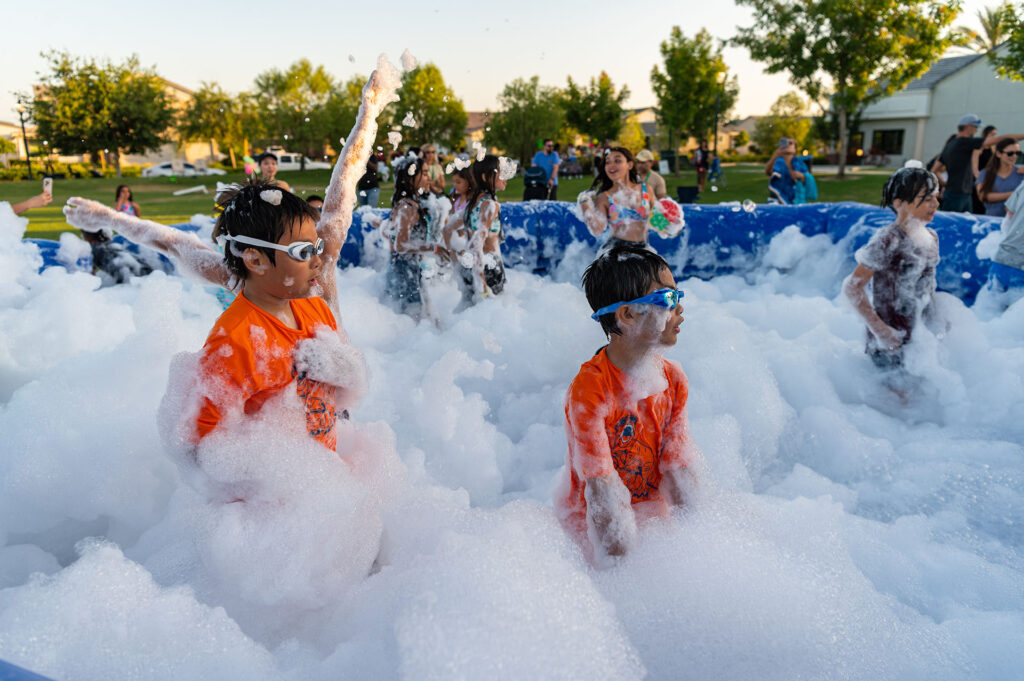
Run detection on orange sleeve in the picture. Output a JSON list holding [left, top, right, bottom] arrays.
[[565, 369, 616, 481], [659, 360, 693, 471], [194, 328, 262, 441]]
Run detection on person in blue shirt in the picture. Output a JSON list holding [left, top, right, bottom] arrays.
[[767, 137, 814, 205], [531, 138, 561, 200]]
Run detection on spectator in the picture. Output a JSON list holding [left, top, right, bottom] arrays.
[[930, 114, 1021, 213], [256, 152, 292, 192], [531, 138, 561, 200], [693, 140, 710, 192], [766, 137, 812, 205], [420, 144, 445, 195], [976, 138, 1024, 217], [306, 195, 324, 212], [972, 125, 999, 214], [634, 150, 667, 200], [114, 184, 141, 218], [357, 156, 381, 207]]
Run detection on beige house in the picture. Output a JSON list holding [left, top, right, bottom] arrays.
[[856, 45, 1024, 167]]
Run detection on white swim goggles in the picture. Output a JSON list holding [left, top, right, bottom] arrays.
[[219, 234, 325, 262]]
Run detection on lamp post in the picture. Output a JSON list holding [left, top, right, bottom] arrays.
[[713, 71, 726, 159], [16, 101, 33, 180]]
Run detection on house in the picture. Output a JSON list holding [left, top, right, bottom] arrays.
[[856, 45, 1024, 167]]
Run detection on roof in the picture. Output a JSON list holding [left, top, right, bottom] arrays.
[[904, 53, 986, 91], [466, 111, 489, 132]]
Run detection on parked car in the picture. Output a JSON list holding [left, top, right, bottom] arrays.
[[142, 162, 227, 177], [267, 150, 331, 172]]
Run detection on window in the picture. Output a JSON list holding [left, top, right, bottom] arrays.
[[871, 130, 905, 155]]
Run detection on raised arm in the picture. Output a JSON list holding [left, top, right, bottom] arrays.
[[578, 191, 609, 237], [317, 54, 403, 317], [63, 197, 230, 287], [12, 191, 52, 215], [843, 264, 903, 351]]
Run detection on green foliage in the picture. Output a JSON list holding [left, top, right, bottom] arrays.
[[253, 59, 337, 162], [393, 64, 468, 150], [733, 0, 959, 177], [177, 83, 258, 167], [990, 3, 1024, 80], [651, 27, 738, 145], [29, 51, 174, 176], [488, 76, 564, 165], [0, 137, 16, 155], [561, 72, 629, 143], [957, 2, 1014, 52], [752, 92, 815, 154], [618, 114, 647, 153]]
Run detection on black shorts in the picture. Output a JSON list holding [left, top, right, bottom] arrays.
[[386, 254, 422, 310]]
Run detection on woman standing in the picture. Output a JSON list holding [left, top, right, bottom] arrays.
[[976, 138, 1024, 217]]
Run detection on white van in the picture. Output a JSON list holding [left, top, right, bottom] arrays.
[[266, 149, 331, 171]]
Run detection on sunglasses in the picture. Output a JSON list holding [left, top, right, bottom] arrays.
[[220, 234, 325, 261], [591, 287, 682, 320]]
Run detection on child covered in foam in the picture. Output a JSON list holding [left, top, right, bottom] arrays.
[[844, 165, 941, 371], [555, 245, 700, 562], [190, 179, 367, 454]]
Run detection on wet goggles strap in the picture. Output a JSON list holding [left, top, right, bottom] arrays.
[[220, 234, 325, 261], [591, 288, 681, 321]]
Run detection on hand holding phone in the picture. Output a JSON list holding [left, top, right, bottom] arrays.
[[42, 177, 53, 195]]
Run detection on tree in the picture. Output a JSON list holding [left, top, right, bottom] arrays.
[[618, 113, 647, 153], [254, 59, 335, 166], [393, 64, 468, 150], [0, 137, 15, 169], [561, 72, 629, 144], [29, 51, 174, 177], [990, 3, 1024, 80], [733, 0, 959, 178], [651, 27, 738, 173], [956, 2, 1013, 53], [752, 92, 815, 156], [488, 77, 564, 166], [177, 83, 258, 168]]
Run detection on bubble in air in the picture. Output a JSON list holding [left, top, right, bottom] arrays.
[[742, 199, 756, 213], [711, 186, 719, 192]]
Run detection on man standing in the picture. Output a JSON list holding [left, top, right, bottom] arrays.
[[931, 114, 1022, 212], [531, 139, 561, 200], [634, 150, 667, 200]]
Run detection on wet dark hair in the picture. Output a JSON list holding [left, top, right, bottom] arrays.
[[212, 178, 319, 281], [451, 165, 475, 196], [881, 167, 939, 210], [978, 138, 1018, 202], [392, 155, 427, 206], [115, 184, 133, 203], [582, 245, 670, 337], [590, 146, 640, 193], [465, 155, 500, 218], [306, 195, 324, 204]]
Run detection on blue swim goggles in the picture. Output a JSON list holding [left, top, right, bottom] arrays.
[[591, 287, 682, 320]]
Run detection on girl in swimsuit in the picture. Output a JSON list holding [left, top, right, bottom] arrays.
[[444, 155, 507, 301], [114, 185, 141, 218], [579, 147, 681, 253]]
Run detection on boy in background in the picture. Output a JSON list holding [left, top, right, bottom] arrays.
[[556, 245, 699, 560]]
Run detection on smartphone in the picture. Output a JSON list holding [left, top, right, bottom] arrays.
[[42, 177, 53, 195]]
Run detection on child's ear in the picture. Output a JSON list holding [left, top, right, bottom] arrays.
[[615, 305, 637, 329], [242, 249, 269, 275]]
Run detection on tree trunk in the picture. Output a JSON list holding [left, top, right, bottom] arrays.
[[114, 150, 122, 178], [209, 138, 216, 163], [837, 106, 848, 180], [670, 128, 678, 175], [229, 147, 237, 169]]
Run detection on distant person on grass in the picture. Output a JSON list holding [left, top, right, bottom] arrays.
[[531, 138, 561, 200], [634, 150, 667, 201], [114, 184, 141, 218], [257, 152, 292, 192]]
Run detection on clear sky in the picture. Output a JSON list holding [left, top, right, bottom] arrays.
[[0, 0, 995, 126]]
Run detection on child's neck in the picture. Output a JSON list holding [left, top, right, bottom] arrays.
[[242, 284, 297, 329], [605, 336, 656, 373]]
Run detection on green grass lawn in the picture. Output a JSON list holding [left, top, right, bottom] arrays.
[[1, 164, 892, 241]]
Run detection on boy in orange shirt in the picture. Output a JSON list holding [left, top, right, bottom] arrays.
[[556, 245, 698, 560], [193, 179, 367, 452]]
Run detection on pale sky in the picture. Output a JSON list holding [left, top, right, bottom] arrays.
[[0, 0, 995, 127]]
